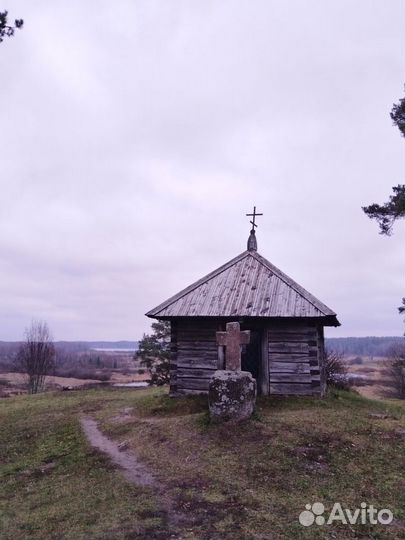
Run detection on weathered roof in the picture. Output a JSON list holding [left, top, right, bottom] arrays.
[[146, 250, 339, 325]]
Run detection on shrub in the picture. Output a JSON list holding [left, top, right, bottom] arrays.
[[96, 371, 111, 382], [348, 356, 363, 365], [53, 366, 111, 381], [384, 344, 405, 399], [357, 366, 376, 374], [325, 349, 350, 390]]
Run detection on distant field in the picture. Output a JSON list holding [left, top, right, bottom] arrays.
[[345, 356, 399, 400], [0, 340, 147, 398], [0, 341, 139, 379], [0, 371, 150, 398], [0, 387, 403, 540]]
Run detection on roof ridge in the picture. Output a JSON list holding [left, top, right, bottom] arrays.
[[250, 251, 336, 316]]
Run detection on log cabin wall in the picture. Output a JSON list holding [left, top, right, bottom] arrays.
[[268, 322, 322, 396], [170, 318, 326, 396], [171, 319, 220, 395]]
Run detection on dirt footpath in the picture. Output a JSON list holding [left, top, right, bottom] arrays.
[[80, 416, 192, 532]]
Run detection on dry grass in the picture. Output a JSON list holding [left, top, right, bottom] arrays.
[[1, 371, 103, 387], [346, 357, 398, 399], [0, 371, 150, 398]]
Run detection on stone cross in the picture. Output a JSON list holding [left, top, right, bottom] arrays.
[[216, 322, 250, 371]]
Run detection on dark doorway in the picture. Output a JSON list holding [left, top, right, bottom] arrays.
[[241, 329, 262, 393]]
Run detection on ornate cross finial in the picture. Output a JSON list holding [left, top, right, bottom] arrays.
[[246, 206, 263, 231], [246, 206, 263, 251]]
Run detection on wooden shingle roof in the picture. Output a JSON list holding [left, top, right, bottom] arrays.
[[146, 250, 340, 325]]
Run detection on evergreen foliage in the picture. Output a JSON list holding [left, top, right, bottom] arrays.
[[137, 321, 171, 386]]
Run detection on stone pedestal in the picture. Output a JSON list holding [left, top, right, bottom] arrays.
[[208, 370, 257, 422]]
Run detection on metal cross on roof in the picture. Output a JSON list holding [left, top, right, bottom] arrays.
[[246, 206, 263, 231]]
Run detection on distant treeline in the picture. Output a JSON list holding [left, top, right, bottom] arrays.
[[0, 341, 139, 374], [325, 336, 405, 357]]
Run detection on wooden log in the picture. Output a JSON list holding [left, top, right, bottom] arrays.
[[270, 383, 314, 395], [177, 349, 218, 356], [176, 377, 210, 390], [268, 325, 316, 333], [177, 340, 215, 347], [177, 341, 217, 348], [177, 331, 217, 339], [177, 334, 217, 340], [178, 324, 218, 331], [178, 355, 217, 363], [268, 343, 309, 353], [177, 343, 217, 349], [176, 388, 208, 395], [177, 360, 217, 369], [268, 332, 317, 342], [270, 373, 312, 383], [190, 330, 216, 335], [269, 362, 310, 373], [268, 353, 310, 362], [177, 358, 217, 365], [177, 353, 218, 361], [177, 367, 217, 378], [177, 349, 217, 355]]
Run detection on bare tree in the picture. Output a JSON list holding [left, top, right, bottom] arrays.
[[384, 344, 405, 399], [16, 320, 55, 394]]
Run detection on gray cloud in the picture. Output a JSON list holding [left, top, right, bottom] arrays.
[[1, 0, 404, 339]]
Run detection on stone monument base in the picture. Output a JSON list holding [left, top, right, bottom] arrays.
[[208, 370, 257, 422]]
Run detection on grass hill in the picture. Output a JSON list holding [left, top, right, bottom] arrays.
[[0, 387, 403, 539]]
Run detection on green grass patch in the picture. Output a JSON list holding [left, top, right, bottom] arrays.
[[0, 390, 163, 540], [0, 387, 404, 539]]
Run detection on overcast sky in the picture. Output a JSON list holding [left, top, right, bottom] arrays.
[[1, 1, 404, 341]]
